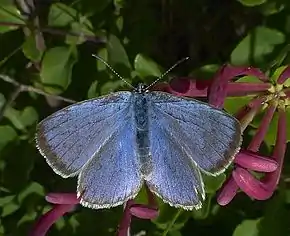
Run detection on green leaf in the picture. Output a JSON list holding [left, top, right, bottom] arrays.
[[271, 66, 290, 87], [0, 125, 17, 151], [96, 48, 109, 71], [18, 106, 38, 127], [1, 202, 19, 217], [17, 212, 37, 227], [224, 76, 263, 115], [40, 46, 77, 94], [134, 54, 162, 79], [107, 34, 131, 78], [192, 196, 212, 220], [0, 195, 15, 207], [190, 64, 220, 80], [81, 0, 111, 15], [262, 109, 290, 145], [17, 182, 45, 203], [230, 27, 285, 65], [4, 106, 38, 131], [153, 204, 189, 232], [65, 20, 95, 45], [0, 93, 5, 109], [100, 80, 124, 95], [224, 96, 254, 115], [260, 2, 284, 15], [237, 0, 266, 7], [203, 173, 226, 194], [258, 191, 289, 236], [233, 219, 260, 236], [87, 80, 99, 99], [22, 34, 44, 62], [0, 0, 25, 33], [48, 3, 77, 27]]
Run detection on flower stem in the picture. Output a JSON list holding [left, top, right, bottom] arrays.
[[162, 209, 183, 236]]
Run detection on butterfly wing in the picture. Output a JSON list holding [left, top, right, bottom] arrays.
[[36, 91, 136, 178], [148, 91, 242, 176], [145, 113, 205, 209], [37, 91, 143, 208], [144, 91, 241, 210], [77, 118, 142, 208]]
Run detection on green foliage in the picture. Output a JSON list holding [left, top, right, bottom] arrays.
[[230, 27, 285, 66], [0, 0, 25, 33], [40, 46, 78, 94], [1, 0, 290, 235]]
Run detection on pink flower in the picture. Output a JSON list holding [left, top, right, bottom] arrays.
[[31, 187, 158, 236], [30, 193, 79, 236], [165, 64, 289, 205]]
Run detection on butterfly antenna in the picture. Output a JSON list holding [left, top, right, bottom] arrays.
[[92, 54, 134, 89], [146, 57, 189, 90]]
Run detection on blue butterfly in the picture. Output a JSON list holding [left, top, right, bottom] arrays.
[[36, 57, 242, 210]]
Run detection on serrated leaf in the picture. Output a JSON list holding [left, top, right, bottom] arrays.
[[0, 0, 25, 33], [134, 54, 162, 79], [231, 27, 285, 65], [40, 46, 77, 94]]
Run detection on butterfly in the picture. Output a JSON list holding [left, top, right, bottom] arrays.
[[36, 56, 242, 210]]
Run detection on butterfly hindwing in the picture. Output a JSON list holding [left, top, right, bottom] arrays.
[[77, 119, 142, 208], [146, 100, 205, 209]]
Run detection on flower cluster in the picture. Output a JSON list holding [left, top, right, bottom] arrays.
[[160, 65, 289, 204], [31, 65, 289, 235]]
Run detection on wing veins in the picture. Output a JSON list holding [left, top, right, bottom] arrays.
[[154, 101, 238, 132], [152, 106, 227, 172], [67, 108, 132, 174], [153, 105, 234, 149]]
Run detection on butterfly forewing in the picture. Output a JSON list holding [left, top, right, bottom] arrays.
[[148, 91, 242, 176], [36, 92, 134, 178]]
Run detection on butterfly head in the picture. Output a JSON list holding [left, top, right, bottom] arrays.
[[134, 83, 149, 94]]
